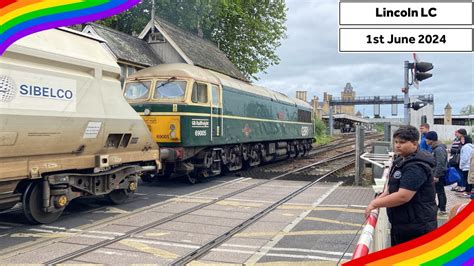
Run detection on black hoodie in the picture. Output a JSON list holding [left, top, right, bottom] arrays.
[[387, 149, 437, 232]]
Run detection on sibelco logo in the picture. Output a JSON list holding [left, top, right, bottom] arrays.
[[0, 75, 17, 103], [393, 170, 402, 180]]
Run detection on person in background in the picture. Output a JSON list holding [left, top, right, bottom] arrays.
[[469, 148, 474, 200], [450, 130, 464, 192], [419, 123, 432, 152], [365, 125, 437, 246], [459, 132, 474, 197], [425, 131, 448, 215]]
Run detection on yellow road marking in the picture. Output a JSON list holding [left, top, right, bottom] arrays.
[[120, 239, 178, 260], [235, 230, 358, 238], [304, 217, 362, 227], [278, 206, 365, 213]]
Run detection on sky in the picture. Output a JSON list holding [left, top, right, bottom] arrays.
[[256, 0, 473, 117]]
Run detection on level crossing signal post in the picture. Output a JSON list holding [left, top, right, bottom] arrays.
[[403, 54, 433, 125]]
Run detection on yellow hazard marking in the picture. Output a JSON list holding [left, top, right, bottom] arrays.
[[278, 206, 365, 213], [11, 232, 71, 238], [304, 217, 362, 227], [172, 198, 210, 204], [120, 239, 178, 260], [171, 198, 262, 208], [145, 232, 171, 237], [235, 230, 358, 238]]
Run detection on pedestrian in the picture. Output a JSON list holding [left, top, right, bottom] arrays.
[[469, 149, 474, 200], [459, 132, 474, 197], [425, 131, 448, 216], [419, 123, 432, 152], [450, 130, 464, 192], [365, 125, 437, 247]]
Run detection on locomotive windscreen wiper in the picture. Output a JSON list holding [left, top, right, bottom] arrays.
[[155, 76, 177, 89]]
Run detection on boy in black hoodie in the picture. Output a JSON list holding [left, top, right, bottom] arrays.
[[425, 131, 448, 215], [365, 125, 437, 246]]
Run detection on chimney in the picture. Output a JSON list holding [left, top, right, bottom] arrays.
[[444, 103, 452, 125], [296, 91, 308, 102]]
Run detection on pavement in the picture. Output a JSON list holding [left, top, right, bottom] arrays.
[[441, 184, 472, 223]]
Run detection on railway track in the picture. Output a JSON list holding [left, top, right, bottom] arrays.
[[0, 134, 379, 264], [41, 151, 356, 265]]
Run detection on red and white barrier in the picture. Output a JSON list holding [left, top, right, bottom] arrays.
[[352, 209, 379, 259]]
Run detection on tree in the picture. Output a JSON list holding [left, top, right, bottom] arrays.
[[460, 104, 474, 115], [95, 0, 287, 80]]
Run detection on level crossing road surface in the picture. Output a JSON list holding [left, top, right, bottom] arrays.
[[0, 173, 377, 265]]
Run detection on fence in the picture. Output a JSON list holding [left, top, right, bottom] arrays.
[[431, 125, 473, 142]]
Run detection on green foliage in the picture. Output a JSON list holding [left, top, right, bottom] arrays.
[[314, 119, 332, 145], [95, 0, 287, 80], [373, 123, 385, 133], [460, 104, 474, 115]]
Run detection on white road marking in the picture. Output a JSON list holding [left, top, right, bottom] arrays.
[[318, 204, 367, 208], [122, 237, 351, 261], [39, 225, 124, 236], [245, 182, 343, 264], [0, 226, 12, 229], [222, 243, 353, 257]]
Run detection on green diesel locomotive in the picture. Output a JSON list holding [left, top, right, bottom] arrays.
[[124, 64, 314, 183]]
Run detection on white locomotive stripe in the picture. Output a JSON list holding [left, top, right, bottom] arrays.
[[245, 182, 343, 264], [139, 112, 313, 125]]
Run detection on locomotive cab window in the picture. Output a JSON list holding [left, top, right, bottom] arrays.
[[153, 80, 187, 100], [191, 82, 208, 104], [123, 81, 151, 101], [211, 85, 220, 107], [298, 109, 311, 123]]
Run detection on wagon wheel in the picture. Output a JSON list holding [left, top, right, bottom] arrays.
[[107, 189, 133, 205], [186, 173, 202, 185], [23, 182, 63, 224]]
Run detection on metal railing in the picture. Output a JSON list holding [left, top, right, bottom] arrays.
[[351, 153, 393, 259]]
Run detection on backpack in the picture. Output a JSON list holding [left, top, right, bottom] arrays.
[[444, 167, 461, 185]]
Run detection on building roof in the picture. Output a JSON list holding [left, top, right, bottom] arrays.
[[84, 23, 162, 67], [139, 18, 248, 82], [434, 114, 474, 119]]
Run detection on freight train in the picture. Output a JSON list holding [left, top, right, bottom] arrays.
[[124, 64, 314, 183], [0, 29, 160, 224]]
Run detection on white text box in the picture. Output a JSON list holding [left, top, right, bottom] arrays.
[[339, 28, 472, 52], [340, 3, 472, 25]]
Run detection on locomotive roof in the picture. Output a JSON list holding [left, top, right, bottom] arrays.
[[128, 64, 312, 110], [128, 64, 221, 84]]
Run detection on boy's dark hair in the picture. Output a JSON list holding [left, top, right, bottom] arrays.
[[393, 125, 420, 142]]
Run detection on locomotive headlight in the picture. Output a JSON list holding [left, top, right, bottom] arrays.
[[170, 123, 177, 139], [144, 108, 151, 116]]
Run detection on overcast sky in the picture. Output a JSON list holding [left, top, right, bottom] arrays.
[[256, 0, 473, 117]]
